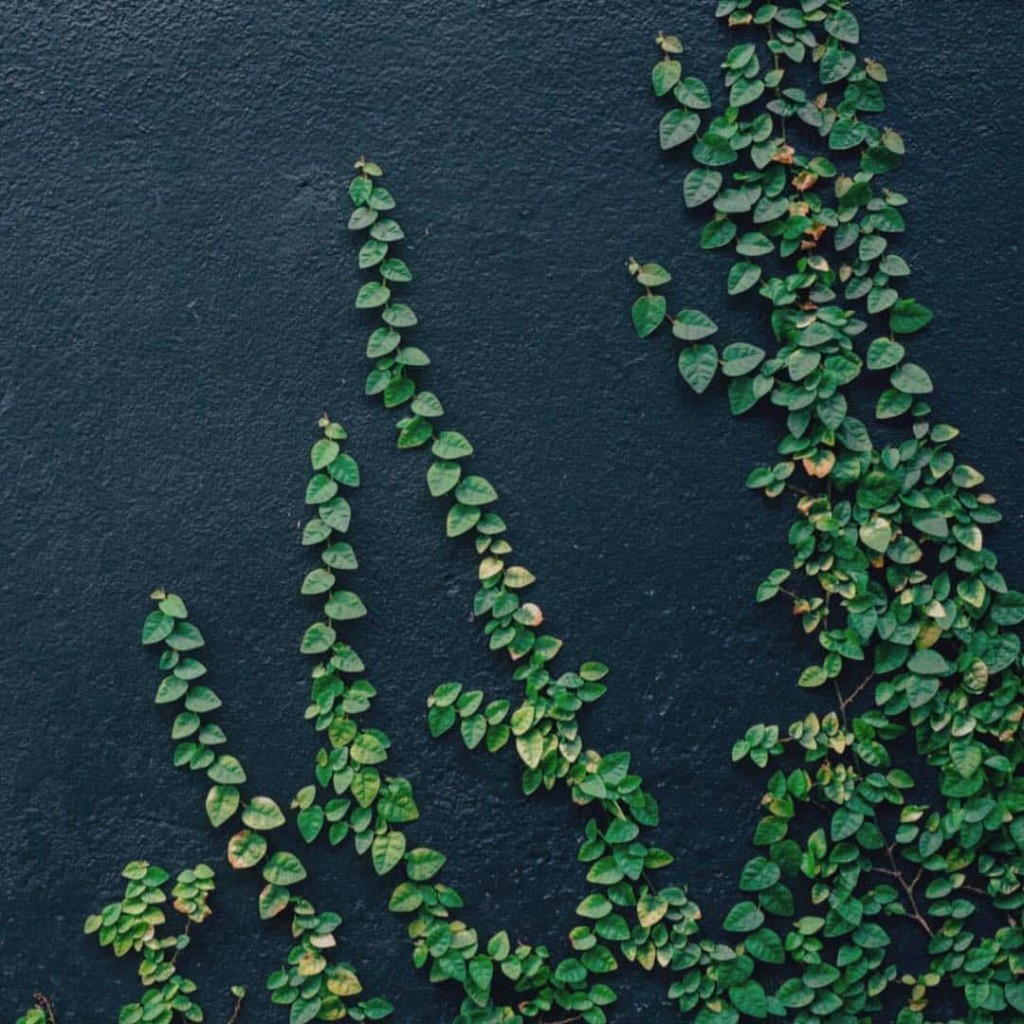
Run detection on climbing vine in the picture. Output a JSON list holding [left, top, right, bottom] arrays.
[[13, 1, 1021, 1022], [627, 1, 1023, 1021]]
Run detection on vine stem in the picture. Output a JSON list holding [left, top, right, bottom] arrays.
[[32, 994, 57, 1024], [872, 848, 933, 937], [169, 920, 192, 967], [226, 992, 244, 1024]]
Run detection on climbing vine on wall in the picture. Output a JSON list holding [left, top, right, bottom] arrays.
[[14, 1, 1022, 1022]]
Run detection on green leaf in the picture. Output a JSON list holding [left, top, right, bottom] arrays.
[[306, 473, 338, 505], [739, 857, 781, 892], [730, 980, 768, 1019], [381, 257, 412, 282], [673, 309, 718, 341], [411, 390, 443, 417], [355, 281, 390, 309], [866, 336, 905, 370], [678, 344, 718, 394], [701, 216, 737, 249], [684, 168, 722, 208], [721, 342, 765, 377], [659, 108, 700, 149], [258, 883, 290, 919], [446, 503, 481, 537], [949, 738, 983, 779], [455, 475, 498, 506], [300, 622, 336, 654], [637, 892, 669, 927], [723, 901, 764, 933], [652, 59, 682, 97], [371, 831, 407, 875], [324, 591, 367, 621], [675, 76, 711, 109], [311, 438, 340, 470], [427, 460, 461, 497], [297, 805, 325, 843], [907, 648, 949, 675], [632, 294, 667, 338], [727, 262, 762, 295], [406, 847, 447, 881], [798, 665, 827, 689], [859, 517, 892, 553], [350, 732, 388, 765], [825, 8, 859, 43], [432, 431, 474, 459], [262, 850, 307, 886], [301, 568, 335, 595], [349, 178, 372, 206], [1005, 980, 1024, 1013], [576, 893, 612, 919], [746, 928, 785, 964], [635, 262, 671, 287], [890, 299, 933, 334], [227, 829, 267, 870], [693, 132, 737, 167], [205, 785, 240, 828], [142, 611, 175, 645], [891, 363, 933, 394], [242, 796, 286, 831], [322, 543, 357, 571], [876, 388, 912, 419], [208, 755, 246, 785]]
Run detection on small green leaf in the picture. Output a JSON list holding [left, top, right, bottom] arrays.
[[684, 168, 722, 208], [205, 785, 240, 828], [324, 591, 367, 621], [446, 503, 481, 537], [242, 796, 286, 831], [727, 262, 762, 295], [427, 460, 461, 497], [406, 847, 447, 881], [455, 475, 498, 506], [721, 342, 765, 377], [652, 59, 682, 97], [673, 309, 718, 341], [890, 299, 933, 334], [678, 344, 718, 394], [355, 281, 390, 309], [227, 829, 267, 870], [208, 755, 246, 785], [798, 665, 827, 689], [432, 431, 474, 459], [300, 622, 336, 654], [632, 294, 667, 338], [371, 831, 407, 876], [890, 363, 933, 394], [142, 611, 175, 645], [723, 900, 764, 933], [263, 850, 307, 887], [659, 108, 700, 149]]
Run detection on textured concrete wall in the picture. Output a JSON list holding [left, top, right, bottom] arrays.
[[1, 1, 1021, 1020]]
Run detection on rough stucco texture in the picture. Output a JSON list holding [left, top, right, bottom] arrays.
[[1, 0, 1022, 1020]]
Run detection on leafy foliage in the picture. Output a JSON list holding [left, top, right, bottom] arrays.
[[15, 3, 1022, 1023], [625, 4, 1024, 1022]]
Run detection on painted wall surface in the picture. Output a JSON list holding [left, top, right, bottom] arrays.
[[1, 1, 1022, 1020]]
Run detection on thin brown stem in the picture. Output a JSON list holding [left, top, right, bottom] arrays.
[[841, 672, 875, 713], [226, 992, 245, 1024], [169, 920, 192, 968], [881, 844, 933, 937], [32, 994, 57, 1024]]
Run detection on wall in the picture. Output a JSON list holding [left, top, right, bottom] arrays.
[[1, 0, 1022, 1020]]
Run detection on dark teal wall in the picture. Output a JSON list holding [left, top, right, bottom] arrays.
[[1, 1, 1022, 1020]]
